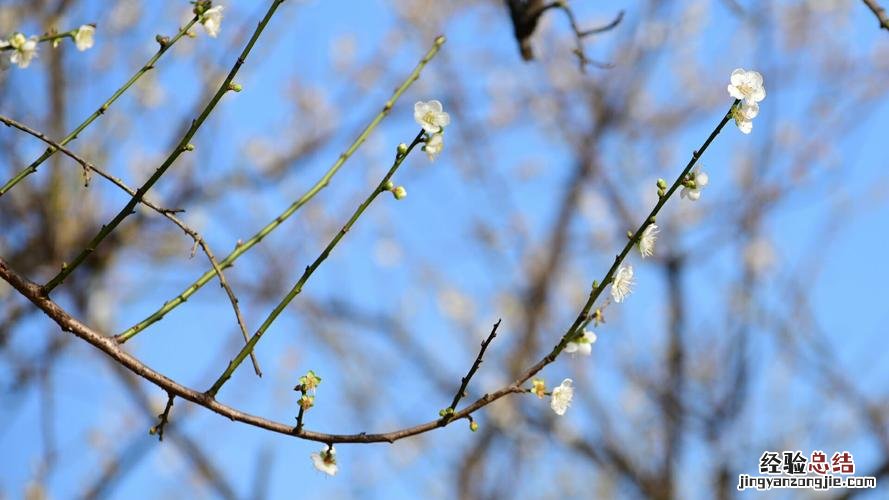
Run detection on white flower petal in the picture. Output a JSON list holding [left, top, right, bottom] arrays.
[[550, 378, 574, 416], [310, 446, 338, 476], [75, 25, 95, 51], [695, 171, 709, 187], [424, 133, 444, 161], [638, 224, 659, 258], [610, 265, 635, 303]]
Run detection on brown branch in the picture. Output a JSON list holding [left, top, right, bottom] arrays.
[[862, 0, 889, 31], [555, 4, 624, 71], [0, 113, 262, 377], [0, 255, 528, 444], [505, 0, 623, 70], [444, 319, 501, 417]]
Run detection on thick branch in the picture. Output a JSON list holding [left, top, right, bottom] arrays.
[[0, 102, 739, 445]]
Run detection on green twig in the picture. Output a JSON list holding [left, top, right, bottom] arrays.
[[0, 18, 198, 196], [205, 129, 426, 397], [43, 1, 286, 292], [0, 28, 79, 51], [115, 35, 447, 343], [517, 101, 739, 387]]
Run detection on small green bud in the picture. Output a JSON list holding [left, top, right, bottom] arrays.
[[626, 230, 634, 239], [469, 420, 479, 432], [439, 409, 447, 417], [657, 188, 666, 198], [383, 180, 394, 191], [298, 394, 314, 410], [228, 82, 243, 92], [397, 143, 408, 155], [184, 143, 195, 152], [393, 186, 407, 200], [435, 35, 446, 46], [657, 178, 667, 189], [298, 370, 322, 392], [193, 0, 211, 17], [156, 34, 170, 48]]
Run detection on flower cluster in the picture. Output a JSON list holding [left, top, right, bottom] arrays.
[[2, 24, 95, 69], [414, 100, 450, 161], [295, 370, 322, 412], [727, 68, 765, 134]]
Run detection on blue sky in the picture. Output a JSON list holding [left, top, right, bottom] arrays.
[[2, 0, 889, 498]]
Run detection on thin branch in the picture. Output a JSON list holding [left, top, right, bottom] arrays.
[[205, 129, 426, 397], [0, 102, 739, 445], [0, 27, 92, 51], [0, 18, 199, 196], [43, 0, 286, 292], [445, 319, 502, 417], [510, 102, 738, 391], [862, 0, 889, 31], [554, 4, 624, 71], [504, 0, 623, 71], [149, 393, 175, 441], [0, 114, 262, 376], [294, 402, 307, 433], [115, 35, 447, 343]]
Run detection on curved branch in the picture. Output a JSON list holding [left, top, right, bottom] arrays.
[[0, 102, 738, 445], [0, 113, 262, 376]]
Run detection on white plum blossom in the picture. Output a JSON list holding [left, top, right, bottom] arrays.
[[310, 446, 338, 476], [564, 329, 597, 356], [638, 224, 659, 258], [727, 68, 765, 105], [201, 5, 224, 38], [550, 378, 574, 416], [731, 101, 759, 134], [74, 25, 95, 51], [424, 133, 444, 161], [7, 33, 38, 69], [680, 166, 709, 201], [610, 265, 634, 303], [414, 100, 450, 134]]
